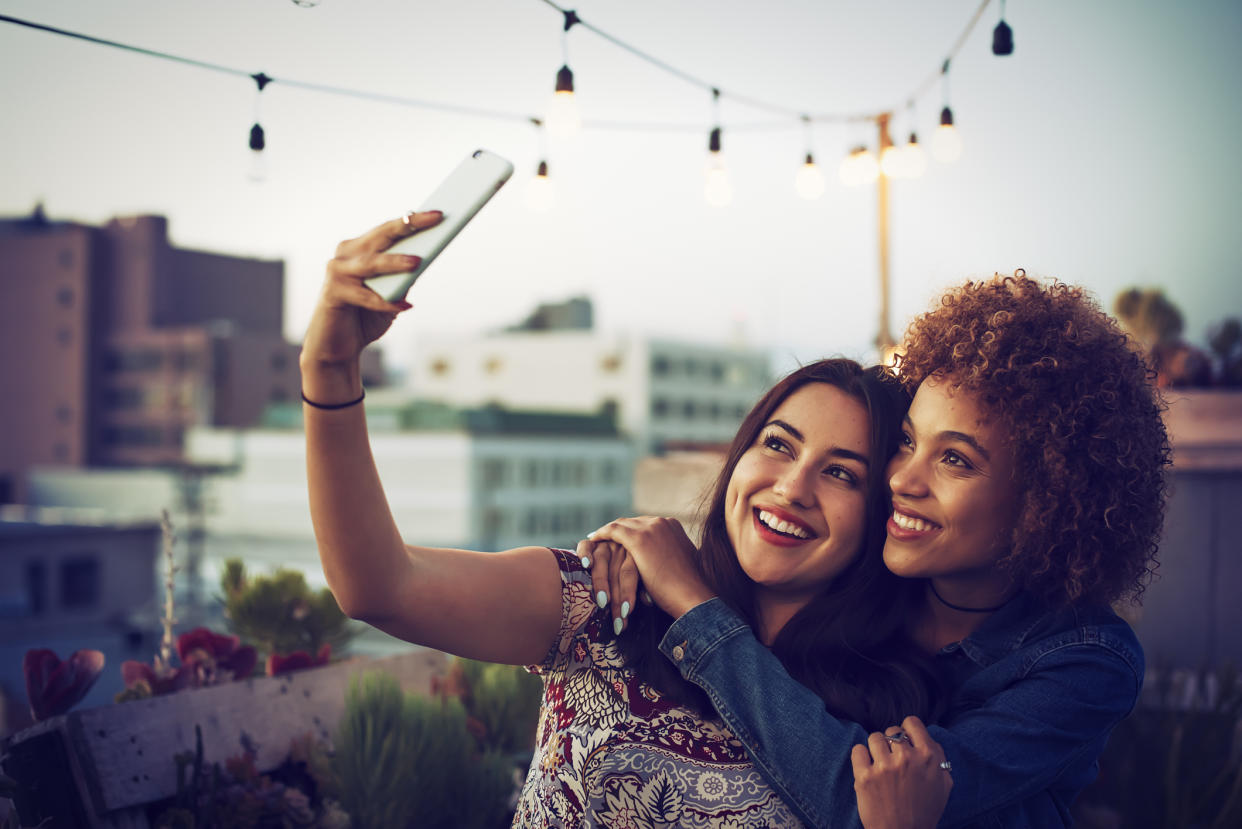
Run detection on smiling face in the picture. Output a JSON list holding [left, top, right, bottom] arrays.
[[883, 377, 1023, 603], [724, 382, 872, 620]]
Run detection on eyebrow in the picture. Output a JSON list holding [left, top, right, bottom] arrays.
[[765, 419, 870, 467], [903, 416, 992, 462]]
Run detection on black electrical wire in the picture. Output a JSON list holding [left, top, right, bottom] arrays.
[[2, 0, 995, 130]]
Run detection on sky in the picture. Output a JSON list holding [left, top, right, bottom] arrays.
[[2, 0, 1240, 373]]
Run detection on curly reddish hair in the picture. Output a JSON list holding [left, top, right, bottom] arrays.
[[897, 273, 1170, 606]]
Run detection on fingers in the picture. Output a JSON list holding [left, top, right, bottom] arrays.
[[900, 716, 935, 751], [325, 280, 410, 315], [614, 554, 640, 632], [850, 742, 873, 778], [336, 211, 444, 259], [867, 731, 897, 763], [588, 541, 613, 616]]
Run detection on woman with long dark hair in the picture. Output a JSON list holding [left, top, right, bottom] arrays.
[[301, 212, 949, 827]]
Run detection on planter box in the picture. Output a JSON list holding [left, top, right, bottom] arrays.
[[1, 648, 448, 828]]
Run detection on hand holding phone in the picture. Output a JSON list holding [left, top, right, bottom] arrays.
[[366, 149, 515, 302]]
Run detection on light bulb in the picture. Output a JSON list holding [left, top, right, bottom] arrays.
[[901, 132, 927, 178], [855, 148, 880, 184], [546, 65, 581, 139], [839, 147, 863, 187], [247, 123, 266, 183], [795, 154, 825, 200], [526, 160, 554, 212], [931, 107, 963, 163], [880, 144, 904, 179], [705, 156, 732, 207]]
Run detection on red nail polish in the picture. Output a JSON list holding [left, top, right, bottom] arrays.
[[394, 300, 412, 311]]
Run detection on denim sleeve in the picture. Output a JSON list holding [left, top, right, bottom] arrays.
[[660, 598, 1142, 829]]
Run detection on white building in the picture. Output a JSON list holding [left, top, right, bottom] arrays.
[[406, 331, 772, 453], [188, 399, 636, 553]]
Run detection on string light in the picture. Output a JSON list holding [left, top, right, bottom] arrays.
[[704, 90, 731, 207], [526, 119, 555, 211], [546, 9, 582, 139], [1, 1, 1000, 190], [794, 115, 825, 200], [290, 1, 321, 7], [931, 60, 964, 163], [900, 131, 928, 178], [992, 0, 1014, 55], [248, 72, 271, 182]]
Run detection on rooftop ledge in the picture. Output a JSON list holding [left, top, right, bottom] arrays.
[[1162, 389, 1242, 471]]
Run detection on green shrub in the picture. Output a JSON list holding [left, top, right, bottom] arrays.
[[325, 672, 514, 829], [220, 559, 355, 660]]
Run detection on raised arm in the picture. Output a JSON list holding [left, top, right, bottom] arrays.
[[301, 213, 560, 666]]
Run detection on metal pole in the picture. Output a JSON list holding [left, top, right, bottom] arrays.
[[875, 112, 896, 354]]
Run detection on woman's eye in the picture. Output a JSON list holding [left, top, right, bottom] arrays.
[[825, 466, 858, 485], [899, 432, 914, 450], [943, 450, 972, 469], [762, 434, 789, 454]]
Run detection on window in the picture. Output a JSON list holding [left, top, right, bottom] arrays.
[[600, 354, 623, 372], [56, 286, 75, 308], [710, 362, 725, 381], [60, 557, 100, 610], [270, 351, 288, 371], [103, 387, 145, 410], [102, 425, 163, 447], [601, 459, 619, 483], [682, 400, 696, 418], [652, 355, 671, 376], [480, 458, 507, 489], [524, 460, 539, 487], [652, 398, 670, 417], [430, 357, 451, 376], [483, 356, 503, 374], [26, 562, 47, 615], [104, 348, 164, 373]]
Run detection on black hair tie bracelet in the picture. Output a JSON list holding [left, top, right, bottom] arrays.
[[301, 390, 365, 410]]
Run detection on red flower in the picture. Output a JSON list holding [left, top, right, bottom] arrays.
[[177, 628, 257, 681], [24, 648, 105, 721], [266, 643, 331, 676]]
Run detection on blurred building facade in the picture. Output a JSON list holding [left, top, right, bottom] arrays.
[[0, 209, 383, 502], [408, 327, 771, 454], [0, 508, 163, 735]]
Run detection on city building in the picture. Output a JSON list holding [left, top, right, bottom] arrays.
[[0, 208, 383, 502], [190, 395, 636, 554], [0, 507, 163, 736], [407, 326, 772, 454]]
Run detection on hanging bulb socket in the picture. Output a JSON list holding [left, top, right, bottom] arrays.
[[992, 19, 1014, 55], [709, 126, 722, 153], [537, 160, 549, 177], [940, 106, 955, 127], [249, 123, 265, 152], [555, 64, 574, 94]]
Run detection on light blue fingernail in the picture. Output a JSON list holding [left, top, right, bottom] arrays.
[[581, 556, 591, 569], [614, 617, 623, 636], [597, 590, 608, 609], [621, 601, 631, 619]]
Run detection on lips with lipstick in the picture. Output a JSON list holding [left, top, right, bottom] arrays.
[[753, 507, 817, 545], [888, 507, 942, 540]]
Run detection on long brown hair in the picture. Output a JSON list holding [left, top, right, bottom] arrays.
[[618, 359, 943, 730]]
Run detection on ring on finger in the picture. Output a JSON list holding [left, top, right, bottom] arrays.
[[884, 730, 912, 745], [939, 760, 953, 771], [401, 211, 414, 227]]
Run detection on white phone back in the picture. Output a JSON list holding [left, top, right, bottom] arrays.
[[366, 149, 514, 302]]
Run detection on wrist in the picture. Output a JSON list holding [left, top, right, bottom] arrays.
[[299, 359, 362, 405]]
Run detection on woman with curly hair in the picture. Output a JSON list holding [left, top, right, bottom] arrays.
[[587, 271, 1169, 827]]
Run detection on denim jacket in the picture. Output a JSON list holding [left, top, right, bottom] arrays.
[[658, 591, 1143, 828]]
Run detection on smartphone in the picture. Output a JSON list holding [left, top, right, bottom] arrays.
[[366, 149, 515, 302]]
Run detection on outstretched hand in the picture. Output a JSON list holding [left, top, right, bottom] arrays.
[[578, 516, 717, 634], [301, 211, 444, 370]]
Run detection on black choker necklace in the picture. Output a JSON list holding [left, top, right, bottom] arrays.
[[929, 582, 1009, 614]]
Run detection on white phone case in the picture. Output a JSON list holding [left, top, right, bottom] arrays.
[[366, 149, 515, 302]]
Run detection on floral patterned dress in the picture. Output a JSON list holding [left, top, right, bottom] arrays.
[[513, 548, 804, 828]]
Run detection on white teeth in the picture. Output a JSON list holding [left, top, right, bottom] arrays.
[[892, 511, 938, 532], [757, 510, 811, 539]]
